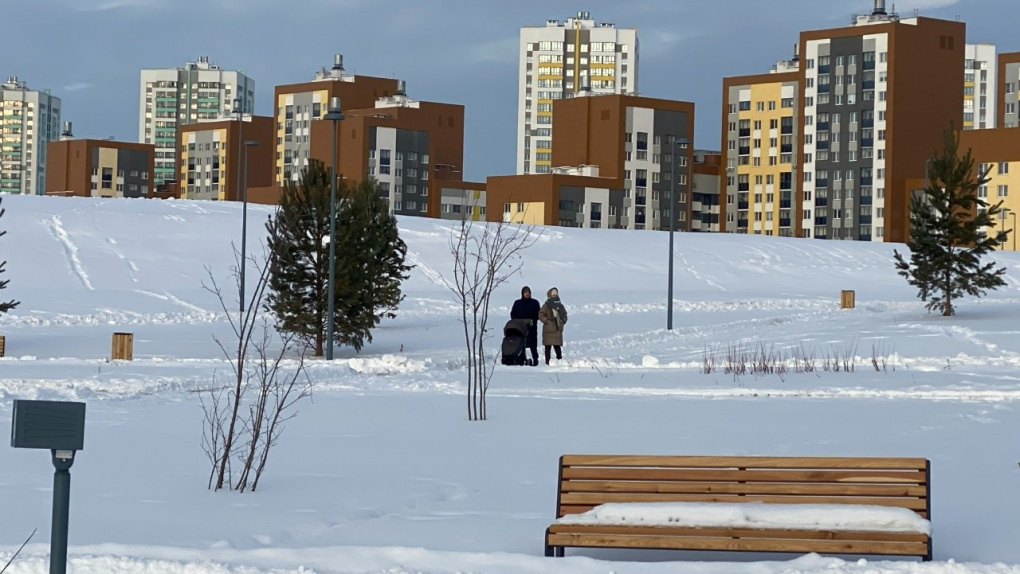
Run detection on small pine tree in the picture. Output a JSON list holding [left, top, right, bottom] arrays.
[[265, 161, 411, 355], [893, 130, 1007, 316], [0, 196, 20, 313]]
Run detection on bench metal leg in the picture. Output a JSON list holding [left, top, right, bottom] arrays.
[[555, 546, 565, 557], [544, 544, 553, 557]]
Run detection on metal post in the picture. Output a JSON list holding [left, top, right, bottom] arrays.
[[326, 102, 340, 360], [234, 99, 246, 314], [49, 451, 74, 574], [240, 141, 258, 313], [668, 140, 676, 331], [1012, 211, 1017, 252]]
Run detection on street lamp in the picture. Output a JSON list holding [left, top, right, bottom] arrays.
[[667, 136, 690, 331], [239, 140, 259, 314], [1011, 210, 1018, 252], [324, 96, 345, 360]]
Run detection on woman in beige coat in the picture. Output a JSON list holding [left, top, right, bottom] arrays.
[[538, 287, 568, 364]]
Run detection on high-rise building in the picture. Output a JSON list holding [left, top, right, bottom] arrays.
[[721, 68, 800, 237], [964, 43, 997, 130], [273, 54, 400, 186], [490, 93, 694, 230], [139, 56, 255, 186], [998, 52, 1020, 128], [799, 1, 964, 242], [517, 12, 638, 175], [1, 76, 61, 195], [46, 122, 155, 198], [177, 116, 275, 201]]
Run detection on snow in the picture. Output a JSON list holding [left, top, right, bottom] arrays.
[[1, 195, 1020, 573], [555, 502, 932, 534]]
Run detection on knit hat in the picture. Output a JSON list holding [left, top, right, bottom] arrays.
[[522, 286, 531, 296], [547, 287, 559, 298]]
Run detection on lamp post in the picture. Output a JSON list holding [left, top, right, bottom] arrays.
[[324, 97, 345, 360], [667, 136, 690, 331], [1011, 210, 1018, 252], [233, 98, 245, 315], [239, 140, 259, 314]]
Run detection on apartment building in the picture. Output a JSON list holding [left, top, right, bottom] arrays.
[[960, 129, 1020, 250], [999, 52, 1020, 128], [963, 43, 997, 130], [139, 56, 255, 186], [691, 150, 723, 232], [800, 1, 964, 243], [177, 116, 275, 201], [45, 124, 154, 198], [439, 181, 488, 221], [273, 54, 400, 185], [721, 70, 800, 237], [1, 76, 61, 195], [308, 89, 465, 218], [517, 12, 638, 174], [491, 93, 694, 230]]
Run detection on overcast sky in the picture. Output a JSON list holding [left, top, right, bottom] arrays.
[[8, 0, 1015, 181]]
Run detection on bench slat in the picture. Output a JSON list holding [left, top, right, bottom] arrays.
[[558, 504, 929, 520], [560, 480, 928, 497], [561, 455, 927, 470], [561, 467, 927, 484], [546, 533, 929, 557], [548, 524, 931, 543], [560, 492, 928, 509]]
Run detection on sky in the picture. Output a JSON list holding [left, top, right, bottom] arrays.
[[2, 194, 1020, 571], [7, 0, 1017, 181]]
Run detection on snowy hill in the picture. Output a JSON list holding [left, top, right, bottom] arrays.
[[1, 195, 1020, 573]]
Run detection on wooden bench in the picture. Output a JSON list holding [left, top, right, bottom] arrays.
[[545, 455, 931, 561]]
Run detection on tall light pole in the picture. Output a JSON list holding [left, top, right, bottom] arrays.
[[233, 98, 246, 314], [239, 140, 259, 314], [667, 136, 689, 331], [1011, 210, 1017, 252], [324, 97, 345, 360]]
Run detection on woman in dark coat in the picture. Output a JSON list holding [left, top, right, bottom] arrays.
[[538, 286, 568, 365], [510, 285, 540, 366]]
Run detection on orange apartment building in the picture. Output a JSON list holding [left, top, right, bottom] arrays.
[[177, 115, 275, 201]]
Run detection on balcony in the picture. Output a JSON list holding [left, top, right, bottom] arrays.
[[815, 217, 828, 225], [860, 176, 874, 186], [817, 122, 830, 132], [816, 179, 829, 189], [863, 81, 876, 90], [862, 118, 874, 128], [781, 124, 794, 135], [861, 138, 874, 148], [780, 218, 792, 227], [738, 183, 750, 192], [739, 128, 751, 137], [819, 65, 831, 74], [738, 201, 749, 210], [780, 181, 792, 191], [817, 141, 829, 150], [739, 147, 751, 155], [818, 84, 831, 93], [815, 197, 828, 207], [863, 60, 875, 71], [781, 144, 793, 153], [635, 196, 646, 206], [780, 200, 792, 208], [738, 219, 749, 228], [636, 178, 647, 187], [859, 215, 872, 224], [859, 234, 872, 241], [860, 195, 873, 205]]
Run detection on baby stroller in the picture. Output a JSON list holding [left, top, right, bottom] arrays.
[[501, 318, 533, 366]]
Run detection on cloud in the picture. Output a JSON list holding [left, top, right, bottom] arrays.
[[468, 36, 519, 64], [63, 83, 95, 92], [78, 0, 160, 11]]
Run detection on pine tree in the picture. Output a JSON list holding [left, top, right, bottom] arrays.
[[0, 196, 19, 313], [893, 130, 1007, 316], [265, 161, 411, 355]]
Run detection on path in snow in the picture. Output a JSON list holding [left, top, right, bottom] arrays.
[[48, 215, 94, 291]]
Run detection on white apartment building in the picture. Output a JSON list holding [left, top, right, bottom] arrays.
[[517, 11, 638, 174], [138, 56, 254, 185], [1, 76, 61, 195], [964, 43, 997, 130]]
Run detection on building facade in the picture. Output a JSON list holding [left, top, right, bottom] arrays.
[[800, 4, 964, 243], [439, 181, 488, 221], [960, 128, 1020, 251], [998, 52, 1020, 128], [273, 55, 400, 186], [308, 93, 465, 218], [517, 12, 638, 174], [552, 93, 694, 230], [963, 43, 997, 130], [1, 76, 61, 195], [45, 133, 154, 198], [692, 150, 723, 232], [721, 71, 800, 237], [487, 168, 626, 228], [177, 116, 275, 201], [139, 56, 255, 186]]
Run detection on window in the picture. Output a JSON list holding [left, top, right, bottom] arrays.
[[1000, 162, 1010, 175], [998, 185, 1009, 197]]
